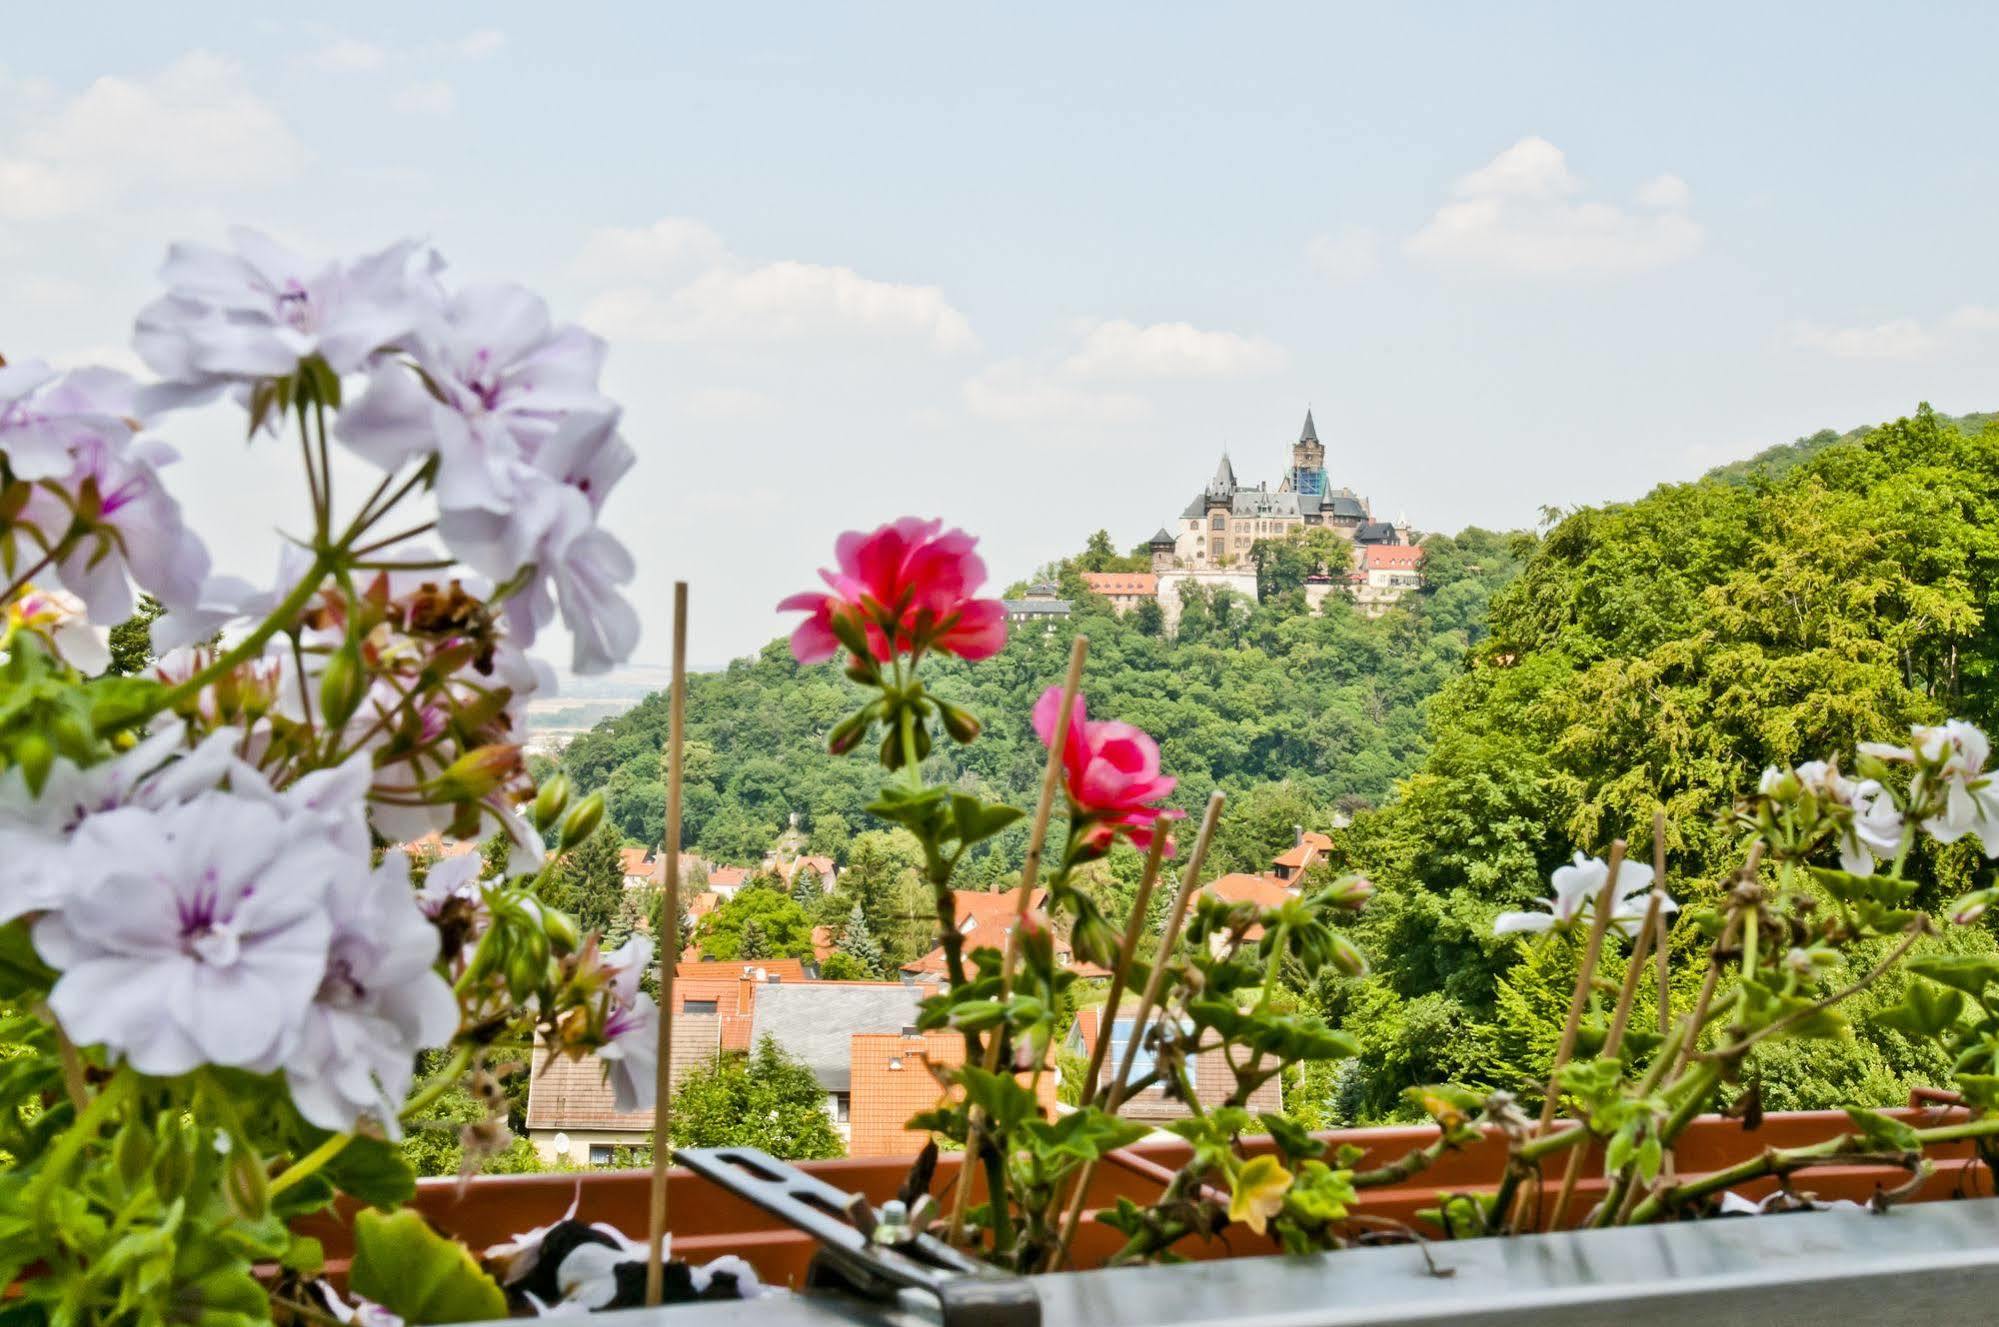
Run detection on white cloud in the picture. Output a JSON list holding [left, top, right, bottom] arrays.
[[1946, 305, 1999, 333], [1405, 137, 1702, 276], [312, 38, 387, 72], [1789, 318, 1935, 360], [457, 29, 507, 60], [685, 386, 779, 421], [1637, 173, 1691, 209], [392, 81, 456, 116], [576, 217, 977, 352], [0, 52, 300, 220], [963, 360, 1149, 425], [1061, 319, 1288, 380], [1306, 226, 1381, 283]]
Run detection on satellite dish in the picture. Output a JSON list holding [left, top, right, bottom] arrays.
[[552, 1131, 571, 1158]]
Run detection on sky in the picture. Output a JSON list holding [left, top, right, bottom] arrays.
[[4, 3, 1998, 670]]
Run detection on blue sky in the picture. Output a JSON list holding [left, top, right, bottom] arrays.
[[4, 3, 1997, 665]]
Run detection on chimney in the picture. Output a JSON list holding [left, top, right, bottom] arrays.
[[1293, 824, 1304, 847]]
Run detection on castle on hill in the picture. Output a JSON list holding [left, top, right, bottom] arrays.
[[1160, 409, 1411, 572]]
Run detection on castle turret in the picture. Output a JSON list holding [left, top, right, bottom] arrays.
[[1291, 409, 1326, 496], [1148, 527, 1177, 573]]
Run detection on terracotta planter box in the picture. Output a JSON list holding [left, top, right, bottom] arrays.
[[302, 1105, 1990, 1291]]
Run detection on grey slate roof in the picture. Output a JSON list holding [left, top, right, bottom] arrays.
[[1003, 599, 1073, 617], [1299, 409, 1318, 444], [1208, 453, 1236, 495], [1148, 527, 1176, 547], [748, 983, 923, 1092], [1355, 521, 1398, 544], [1324, 494, 1368, 520], [1231, 486, 1300, 518]]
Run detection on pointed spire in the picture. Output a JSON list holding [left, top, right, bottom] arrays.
[[1209, 451, 1236, 494], [1299, 408, 1318, 444]]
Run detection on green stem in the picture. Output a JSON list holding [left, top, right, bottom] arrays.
[[400, 1044, 474, 1121], [270, 1132, 352, 1197], [148, 552, 333, 723]]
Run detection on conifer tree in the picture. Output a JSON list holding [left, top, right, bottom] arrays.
[[838, 902, 888, 979]]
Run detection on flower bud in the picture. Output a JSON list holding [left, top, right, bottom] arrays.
[[425, 743, 522, 802], [1952, 889, 1997, 926], [532, 773, 572, 831], [937, 699, 982, 745], [828, 710, 872, 756], [559, 791, 605, 850], [844, 653, 881, 685], [317, 641, 366, 731], [1330, 933, 1369, 977], [1325, 875, 1375, 910], [541, 906, 581, 953], [12, 733, 53, 795]]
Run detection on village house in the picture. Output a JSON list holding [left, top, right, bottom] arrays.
[[899, 886, 1112, 984], [1078, 570, 1158, 616], [1001, 581, 1072, 624], [848, 1028, 1059, 1158], [1064, 1005, 1282, 1123]]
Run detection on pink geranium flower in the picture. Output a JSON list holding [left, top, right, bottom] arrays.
[[777, 518, 1007, 665], [1032, 686, 1184, 857]]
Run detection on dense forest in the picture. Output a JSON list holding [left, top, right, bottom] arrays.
[[554, 404, 1999, 1124]]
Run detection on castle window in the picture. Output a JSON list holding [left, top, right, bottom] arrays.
[[1210, 515, 1225, 531]]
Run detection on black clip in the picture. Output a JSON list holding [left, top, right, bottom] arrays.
[[675, 1147, 1041, 1327]]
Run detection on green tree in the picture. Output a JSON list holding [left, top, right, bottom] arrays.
[[669, 1038, 843, 1159], [105, 596, 165, 676], [789, 864, 824, 911], [807, 811, 851, 860], [539, 822, 625, 937], [836, 901, 889, 979], [816, 952, 871, 980], [1132, 597, 1165, 637], [698, 888, 815, 961]]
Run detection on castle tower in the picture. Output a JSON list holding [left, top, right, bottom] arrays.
[[1148, 527, 1177, 573], [1291, 409, 1326, 496]]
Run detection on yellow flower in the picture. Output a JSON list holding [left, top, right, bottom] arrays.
[[1229, 1154, 1294, 1236]]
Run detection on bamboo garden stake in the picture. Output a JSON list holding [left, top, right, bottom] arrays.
[[1052, 790, 1225, 1270], [945, 635, 1088, 1245], [643, 582, 689, 1307]]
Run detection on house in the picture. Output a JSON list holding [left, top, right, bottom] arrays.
[[1202, 872, 1294, 939], [899, 887, 1112, 983], [1272, 831, 1334, 883], [667, 959, 810, 1052], [617, 846, 661, 888], [1002, 582, 1072, 624], [706, 866, 752, 899], [400, 833, 482, 863], [848, 1028, 1060, 1157], [1353, 543, 1425, 619], [1064, 1005, 1281, 1123], [1078, 571, 1158, 616], [763, 852, 837, 893], [748, 981, 927, 1140], [523, 1013, 722, 1165]]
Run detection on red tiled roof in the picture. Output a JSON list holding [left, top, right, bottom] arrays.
[[1361, 544, 1424, 570], [1272, 832, 1335, 869], [675, 958, 810, 984], [1080, 572, 1158, 598], [848, 1030, 1057, 1157], [708, 867, 750, 888], [900, 887, 1048, 975], [401, 833, 481, 861], [1206, 873, 1293, 908], [687, 891, 720, 920]]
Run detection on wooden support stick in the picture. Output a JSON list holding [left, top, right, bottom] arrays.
[[644, 582, 688, 1307], [1547, 886, 1661, 1230], [1654, 811, 1674, 1183], [1509, 840, 1626, 1232], [1051, 791, 1224, 1270], [945, 635, 1087, 1246]]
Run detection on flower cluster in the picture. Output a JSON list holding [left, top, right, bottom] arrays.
[[0, 359, 209, 626], [780, 517, 1005, 667], [1493, 851, 1672, 937], [1863, 720, 1999, 856], [1751, 759, 1903, 874], [135, 227, 639, 676], [4, 726, 454, 1135], [1032, 684, 1183, 858]]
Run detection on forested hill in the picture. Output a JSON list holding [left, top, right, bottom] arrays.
[[555, 527, 1529, 880], [1703, 407, 1995, 487]]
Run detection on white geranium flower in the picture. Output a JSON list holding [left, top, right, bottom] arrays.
[[1494, 851, 1669, 938], [336, 283, 610, 514], [32, 788, 344, 1075], [20, 429, 210, 624], [493, 497, 640, 677], [4, 586, 109, 675], [0, 362, 139, 482], [1918, 722, 1999, 855], [152, 543, 316, 656], [134, 228, 433, 411], [1771, 759, 1904, 875], [283, 851, 458, 1136], [596, 935, 659, 1112]]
